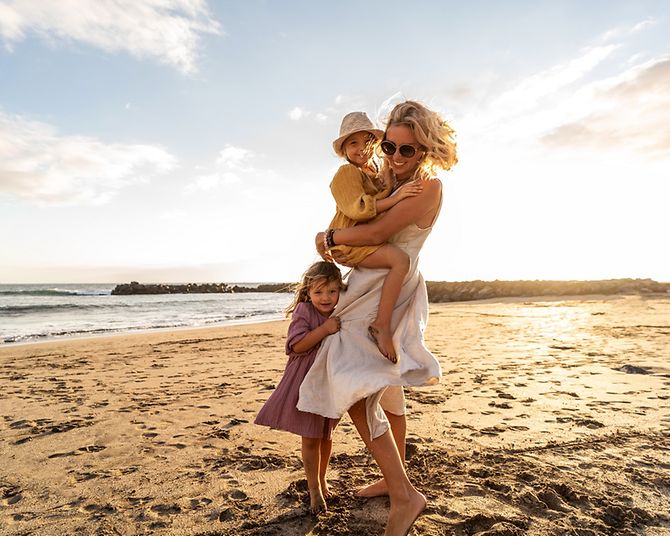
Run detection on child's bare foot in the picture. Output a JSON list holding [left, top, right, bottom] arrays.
[[320, 478, 331, 498], [355, 477, 388, 497], [385, 490, 426, 536], [368, 324, 397, 363], [309, 487, 327, 515]]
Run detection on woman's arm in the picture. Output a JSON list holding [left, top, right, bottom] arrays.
[[323, 179, 441, 248]]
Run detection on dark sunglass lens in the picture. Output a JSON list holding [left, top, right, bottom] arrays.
[[380, 141, 396, 155], [399, 145, 416, 158]]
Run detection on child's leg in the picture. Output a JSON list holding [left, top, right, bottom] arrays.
[[319, 438, 333, 497], [302, 436, 326, 514], [357, 243, 410, 362]]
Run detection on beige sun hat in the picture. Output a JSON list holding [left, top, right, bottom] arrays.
[[332, 111, 384, 157]]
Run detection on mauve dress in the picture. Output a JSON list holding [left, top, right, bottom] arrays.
[[255, 302, 338, 440]]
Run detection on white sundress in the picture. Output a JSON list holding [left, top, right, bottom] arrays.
[[298, 189, 443, 439]]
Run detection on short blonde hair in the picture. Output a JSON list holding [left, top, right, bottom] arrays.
[[385, 100, 457, 179]]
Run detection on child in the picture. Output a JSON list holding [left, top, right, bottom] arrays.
[[254, 261, 343, 514], [326, 111, 422, 362]]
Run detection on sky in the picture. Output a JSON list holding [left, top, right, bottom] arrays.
[[1, 0, 669, 284]]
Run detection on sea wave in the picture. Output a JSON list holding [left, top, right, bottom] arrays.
[[0, 289, 111, 297], [1, 303, 120, 315]]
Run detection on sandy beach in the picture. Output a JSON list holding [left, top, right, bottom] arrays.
[[1, 294, 669, 535]]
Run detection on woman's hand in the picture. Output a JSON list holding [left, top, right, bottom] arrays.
[[323, 316, 341, 335], [394, 179, 423, 201], [315, 232, 333, 262]]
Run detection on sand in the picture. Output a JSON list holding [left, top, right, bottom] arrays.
[[1, 294, 669, 535]]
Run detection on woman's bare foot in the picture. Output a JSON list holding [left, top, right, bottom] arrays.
[[385, 490, 426, 536], [355, 477, 389, 497], [320, 478, 331, 498], [368, 324, 397, 363], [309, 487, 327, 515]]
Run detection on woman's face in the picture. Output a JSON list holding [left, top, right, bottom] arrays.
[[384, 124, 424, 180]]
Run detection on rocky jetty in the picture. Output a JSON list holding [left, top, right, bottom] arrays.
[[111, 281, 290, 295], [112, 278, 669, 301], [425, 278, 669, 303]]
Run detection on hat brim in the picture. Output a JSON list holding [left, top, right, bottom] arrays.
[[333, 128, 384, 156]]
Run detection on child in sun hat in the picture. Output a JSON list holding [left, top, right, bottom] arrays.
[[324, 111, 423, 362]]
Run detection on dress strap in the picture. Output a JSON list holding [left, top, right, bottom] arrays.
[[418, 179, 443, 230]]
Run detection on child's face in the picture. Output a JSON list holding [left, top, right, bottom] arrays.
[[308, 279, 341, 317], [343, 131, 374, 167]]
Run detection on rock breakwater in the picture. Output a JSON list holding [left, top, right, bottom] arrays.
[[111, 281, 290, 295], [111, 278, 669, 301], [425, 278, 669, 302]]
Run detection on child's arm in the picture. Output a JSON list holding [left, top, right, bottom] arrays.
[[375, 180, 423, 213], [330, 165, 380, 222], [291, 317, 340, 353], [317, 179, 442, 263]]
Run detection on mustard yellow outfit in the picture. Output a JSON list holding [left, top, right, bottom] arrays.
[[328, 163, 392, 266]]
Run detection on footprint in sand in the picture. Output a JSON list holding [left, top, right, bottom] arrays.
[[0, 482, 22, 506], [82, 502, 117, 517], [189, 497, 213, 509], [150, 503, 182, 516]]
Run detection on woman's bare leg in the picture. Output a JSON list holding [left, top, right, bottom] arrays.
[[348, 399, 425, 536], [302, 437, 326, 513], [319, 438, 333, 497], [358, 244, 409, 363], [356, 411, 406, 497]]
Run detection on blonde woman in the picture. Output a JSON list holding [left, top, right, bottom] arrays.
[[299, 100, 457, 536]]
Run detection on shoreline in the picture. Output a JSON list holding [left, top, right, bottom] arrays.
[[0, 293, 670, 350], [2, 292, 666, 348], [0, 313, 287, 349]]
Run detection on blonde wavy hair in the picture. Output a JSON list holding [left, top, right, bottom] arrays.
[[285, 261, 345, 316], [385, 100, 457, 179]]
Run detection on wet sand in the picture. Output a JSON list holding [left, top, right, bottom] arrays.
[[1, 294, 669, 535]]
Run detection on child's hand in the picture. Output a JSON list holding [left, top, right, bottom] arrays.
[[395, 180, 423, 201], [323, 316, 341, 335]]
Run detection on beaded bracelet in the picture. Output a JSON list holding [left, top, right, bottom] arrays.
[[322, 232, 330, 253]]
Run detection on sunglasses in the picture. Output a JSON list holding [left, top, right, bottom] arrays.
[[380, 140, 423, 158]]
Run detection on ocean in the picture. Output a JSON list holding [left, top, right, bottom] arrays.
[[0, 284, 293, 344]]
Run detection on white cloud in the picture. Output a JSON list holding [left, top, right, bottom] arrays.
[[0, 111, 177, 205], [494, 45, 619, 116], [0, 0, 222, 74], [541, 55, 670, 157], [184, 145, 259, 193], [216, 145, 251, 169], [288, 107, 307, 121]]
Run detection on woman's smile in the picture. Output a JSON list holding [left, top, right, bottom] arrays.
[[384, 124, 423, 180]]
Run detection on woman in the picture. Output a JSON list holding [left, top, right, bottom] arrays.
[[298, 100, 457, 535]]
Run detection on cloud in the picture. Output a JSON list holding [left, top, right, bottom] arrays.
[[0, 111, 177, 205], [0, 0, 222, 74], [493, 45, 619, 116], [288, 107, 306, 121], [185, 145, 267, 193], [287, 106, 327, 122], [541, 56, 670, 156]]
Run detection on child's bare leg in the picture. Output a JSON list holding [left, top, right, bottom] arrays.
[[319, 438, 333, 497], [302, 437, 326, 514], [358, 244, 410, 362]]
